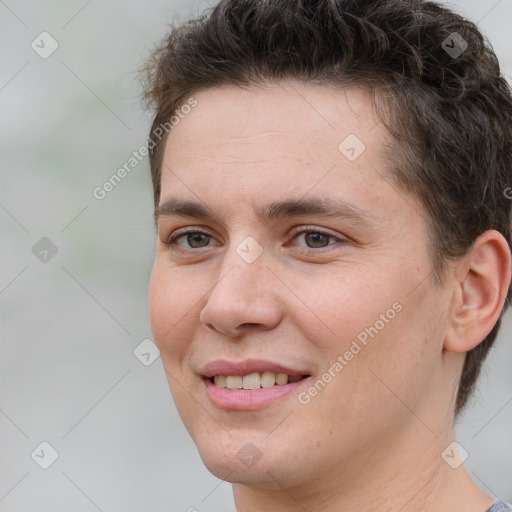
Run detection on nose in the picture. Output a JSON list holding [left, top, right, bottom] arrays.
[[199, 249, 284, 337]]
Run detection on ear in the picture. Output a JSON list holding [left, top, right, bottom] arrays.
[[444, 230, 511, 353]]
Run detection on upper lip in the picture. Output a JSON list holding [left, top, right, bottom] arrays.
[[200, 359, 311, 379]]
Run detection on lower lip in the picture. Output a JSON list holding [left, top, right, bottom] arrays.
[[204, 377, 309, 410]]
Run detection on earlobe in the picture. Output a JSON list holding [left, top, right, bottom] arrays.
[[444, 230, 511, 354]]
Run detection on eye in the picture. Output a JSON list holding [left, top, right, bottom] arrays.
[[164, 229, 216, 250], [290, 228, 344, 250]]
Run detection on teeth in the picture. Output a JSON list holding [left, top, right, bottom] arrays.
[[226, 376, 243, 389], [242, 372, 261, 389], [260, 371, 276, 388], [276, 373, 288, 385], [213, 375, 227, 387], [212, 371, 300, 389]]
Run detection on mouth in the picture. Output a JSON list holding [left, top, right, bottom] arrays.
[[200, 359, 311, 410]]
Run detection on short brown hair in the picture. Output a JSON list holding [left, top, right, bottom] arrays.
[[140, 0, 512, 416]]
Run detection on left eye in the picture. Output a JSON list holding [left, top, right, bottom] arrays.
[[291, 230, 340, 249]]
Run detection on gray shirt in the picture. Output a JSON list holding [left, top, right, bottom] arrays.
[[487, 501, 512, 511]]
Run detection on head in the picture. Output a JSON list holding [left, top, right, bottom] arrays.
[[142, 0, 512, 494]]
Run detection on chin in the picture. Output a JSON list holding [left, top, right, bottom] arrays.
[[191, 432, 310, 490]]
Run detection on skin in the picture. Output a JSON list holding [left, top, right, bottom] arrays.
[[148, 80, 510, 511]]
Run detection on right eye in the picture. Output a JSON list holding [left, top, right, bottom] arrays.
[[164, 229, 217, 250]]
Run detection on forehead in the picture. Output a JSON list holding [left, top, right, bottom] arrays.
[[158, 81, 411, 226], [164, 81, 379, 156]]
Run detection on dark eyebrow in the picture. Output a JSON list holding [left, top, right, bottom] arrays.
[[155, 196, 373, 226]]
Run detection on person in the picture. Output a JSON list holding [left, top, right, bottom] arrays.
[[140, 1, 512, 510]]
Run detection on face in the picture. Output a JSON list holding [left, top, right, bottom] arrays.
[[149, 81, 454, 491]]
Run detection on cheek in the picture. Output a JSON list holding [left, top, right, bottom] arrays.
[[288, 265, 428, 400], [148, 263, 198, 361], [313, 274, 444, 418], [148, 265, 171, 343], [289, 266, 396, 347]]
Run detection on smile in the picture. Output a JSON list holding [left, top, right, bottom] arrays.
[[200, 359, 311, 410], [212, 371, 304, 389]]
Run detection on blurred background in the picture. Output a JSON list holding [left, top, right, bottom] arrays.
[[0, 1, 511, 510]]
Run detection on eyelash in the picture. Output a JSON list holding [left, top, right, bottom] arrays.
[[163, 226, 345, 252]]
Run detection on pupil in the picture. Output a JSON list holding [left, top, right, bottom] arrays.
[[306, 232, 328, 248], [188, 233, 209, 248]]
